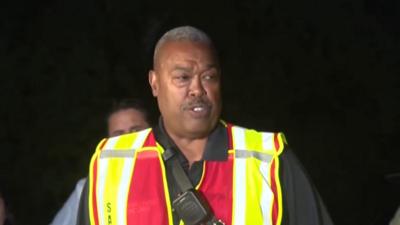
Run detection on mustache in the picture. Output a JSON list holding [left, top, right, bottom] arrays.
[[181, 98, 212, 110]]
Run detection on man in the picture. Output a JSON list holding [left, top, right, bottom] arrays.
[[50, 99, 151, 225], [78, 26, 334, 225]]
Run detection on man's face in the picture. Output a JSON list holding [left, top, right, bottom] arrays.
[[107, 108, 149, 137], [149, 40, 221, 139]]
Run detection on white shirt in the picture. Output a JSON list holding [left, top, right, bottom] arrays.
[[50, 178, 86, 225], [390, 206, 400, 225]]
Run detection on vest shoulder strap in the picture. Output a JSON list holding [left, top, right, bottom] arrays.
[[96, 128, 154, 157], [230, 125, 286, 156]]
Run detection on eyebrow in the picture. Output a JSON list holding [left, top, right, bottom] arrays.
[[173, 64, 218, 72], [129, 125, 144, 131], [173, 66, 192, 72]]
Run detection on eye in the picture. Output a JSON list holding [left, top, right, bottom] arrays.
[[129, 127, 139, 133], [176, 74, 190, 81], [202, 72, 218, 82], [110, 130, 123, 137], [172, 72, 192, 86], [203, 74, 213, 80]]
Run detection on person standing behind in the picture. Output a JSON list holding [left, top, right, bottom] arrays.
[[50, 99, 152, 225], [78, 26, 334, 225]]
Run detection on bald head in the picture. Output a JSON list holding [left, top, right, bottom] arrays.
[[153, 26, 217, 69]]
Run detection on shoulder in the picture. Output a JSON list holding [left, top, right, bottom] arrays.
[[98, 128, 154, 151], [228, 123, 286, 140], [279, 148, 335, 225], [74, 178, 87, 195], [228, 123, 287, 154]]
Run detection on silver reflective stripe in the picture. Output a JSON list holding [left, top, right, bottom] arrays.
[[100, 149, 136, 158], [235, 150, 272, 162]]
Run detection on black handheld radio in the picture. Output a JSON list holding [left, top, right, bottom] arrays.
[[163, 147, 225, 225]]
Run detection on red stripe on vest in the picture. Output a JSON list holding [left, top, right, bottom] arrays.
[[92, 158, 99, 225], [270, 159, 278, 225], [143, 131, 157, 147], [271, 133, 280, 225], [126, 150, 169, 225], [273, 133, 280, 152], [99, 139, 108, 151], [198, 153, 234, 225]]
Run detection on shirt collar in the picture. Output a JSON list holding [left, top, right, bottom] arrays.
[[155, 117, 228, 161]]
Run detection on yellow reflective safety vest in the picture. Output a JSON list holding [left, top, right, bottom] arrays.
[[87, 123, 286, 225]]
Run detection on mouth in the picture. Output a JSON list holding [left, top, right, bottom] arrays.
[[184, 101, 211, 118], [192, 106, 206, 112]]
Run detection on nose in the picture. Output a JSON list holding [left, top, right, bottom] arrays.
[[189, 76, 206, 97]]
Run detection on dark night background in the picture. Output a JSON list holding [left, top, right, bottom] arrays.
[[0, 0, 399, 224]]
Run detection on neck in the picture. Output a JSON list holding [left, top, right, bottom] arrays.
[[169, 133, 208, 167]]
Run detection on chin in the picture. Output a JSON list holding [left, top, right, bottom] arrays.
[[184, 123, 214, 138]]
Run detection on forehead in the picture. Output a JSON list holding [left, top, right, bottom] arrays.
[[109, 108, 145, 122], [156, 41, 218, 69]]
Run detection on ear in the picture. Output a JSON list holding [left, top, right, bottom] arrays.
[[148, 70, 159, 97]]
